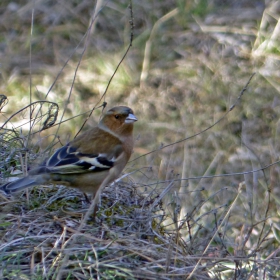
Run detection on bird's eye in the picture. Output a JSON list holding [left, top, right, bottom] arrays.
[[115, 114, 120, 119]]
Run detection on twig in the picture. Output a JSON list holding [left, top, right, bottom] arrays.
[[131, 73, 256, 162]]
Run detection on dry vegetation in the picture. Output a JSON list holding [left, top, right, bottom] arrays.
[[1, 0, 280, 279]]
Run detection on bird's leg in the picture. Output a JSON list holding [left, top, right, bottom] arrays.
[[91, 191, 99, 221], [83, 192, 91, 204]]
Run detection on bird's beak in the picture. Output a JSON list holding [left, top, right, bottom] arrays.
[[125, 113, 138, 124]]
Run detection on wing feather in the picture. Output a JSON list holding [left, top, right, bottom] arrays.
[[32, 128, 124, 175], [41, 144, 118, 174]]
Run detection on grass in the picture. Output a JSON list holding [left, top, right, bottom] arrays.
[[1, 0, 280, 279]]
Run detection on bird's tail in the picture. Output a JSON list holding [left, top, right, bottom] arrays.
[[0, 177, 37, 194]]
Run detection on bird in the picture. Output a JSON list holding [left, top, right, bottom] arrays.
[[0, 106, 137, 199]]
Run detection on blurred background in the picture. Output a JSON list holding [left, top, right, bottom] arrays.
[[1, 0, 280, 278]]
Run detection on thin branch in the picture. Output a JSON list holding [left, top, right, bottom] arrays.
[[75, 0, 135, 137], [131, 73, 256, 162]]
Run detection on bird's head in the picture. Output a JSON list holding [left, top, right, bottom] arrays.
[[99, 106, 137, 137]]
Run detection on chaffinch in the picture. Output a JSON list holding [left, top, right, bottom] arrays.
[[0, 106, 137, 197]]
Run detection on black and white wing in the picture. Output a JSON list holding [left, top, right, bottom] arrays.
[[34, 144, 117, 174]]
